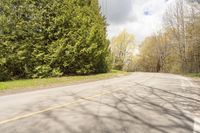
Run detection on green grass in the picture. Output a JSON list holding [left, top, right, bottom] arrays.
[[0, 70, 127, 92], [184, 73, 200, 78]]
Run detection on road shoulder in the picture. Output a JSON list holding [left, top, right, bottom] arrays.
[[0, 72, 130, 96]]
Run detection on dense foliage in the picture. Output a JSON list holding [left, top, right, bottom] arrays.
[[0, 0, 110, 81]]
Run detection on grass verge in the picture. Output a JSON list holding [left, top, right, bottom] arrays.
[[184, 73, 200, 78], [0, 70, 127, 93]]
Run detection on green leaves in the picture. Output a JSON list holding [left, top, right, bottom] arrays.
[[0, 0, 110, 81]]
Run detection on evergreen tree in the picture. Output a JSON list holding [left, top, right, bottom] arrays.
[[0, 0, 110, 81]]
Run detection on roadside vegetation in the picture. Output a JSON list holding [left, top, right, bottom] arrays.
[[0, 0, 110, 82], [0, 70, 127, 92], [135, 0, 200, 73], [110, 0, 200, 75], [185, 73, 200, 78], [0, 0, 199, 88], [110, 30, 136, 71]]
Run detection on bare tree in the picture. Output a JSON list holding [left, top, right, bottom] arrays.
[[110, 30, 135, 71]]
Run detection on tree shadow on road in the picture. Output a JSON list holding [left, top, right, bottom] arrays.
[[2, 80, 199, 133], [34, 82, 200, 133]]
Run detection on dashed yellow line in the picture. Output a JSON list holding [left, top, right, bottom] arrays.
[[0, 89, 122, 125]]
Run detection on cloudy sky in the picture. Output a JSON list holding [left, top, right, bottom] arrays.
[[99, 0, 176, 43]]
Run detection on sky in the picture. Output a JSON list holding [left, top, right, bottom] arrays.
[[99, 0, 176, 44]]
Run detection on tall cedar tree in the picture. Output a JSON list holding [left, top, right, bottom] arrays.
[[0, 0, 110, 81]]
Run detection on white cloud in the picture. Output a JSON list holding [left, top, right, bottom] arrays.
[[100, 0, 176, 43]]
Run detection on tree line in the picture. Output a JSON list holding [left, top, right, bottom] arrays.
[[110, 0, 200, 74], [0, 0, 110, 81], [136, 0, 200, 73]]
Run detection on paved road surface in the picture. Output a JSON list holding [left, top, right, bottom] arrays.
[[0, 73, 200, 133]]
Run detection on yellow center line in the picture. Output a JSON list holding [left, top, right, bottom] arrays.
[[0, 89, 123, 125]]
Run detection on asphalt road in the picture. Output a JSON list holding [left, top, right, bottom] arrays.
[[0, 73, 200, 133]]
